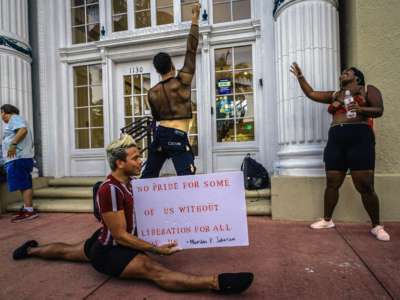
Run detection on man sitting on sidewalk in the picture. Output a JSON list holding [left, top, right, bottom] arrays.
[[12, 134, 253, 295]]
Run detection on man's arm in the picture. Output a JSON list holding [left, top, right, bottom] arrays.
[[290, 63, 334, 104], [177, 3, 201, 86], [12, 127, 28, 144], [102, 210, 180, 255]]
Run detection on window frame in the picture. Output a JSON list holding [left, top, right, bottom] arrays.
[[179, 0, 197, 23], [111, 0, 129, 32], [211, 42, 257, 146], [123, 72, 152, 157], [188, 74, 199, 156], [211, 0, 253, 25], [156, 0, 175, 25], [70, 0, 101, 44], [70, 62, 105, 152]]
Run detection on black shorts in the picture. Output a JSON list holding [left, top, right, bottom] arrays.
[[324, 123, 375, 171], [83, 228, 102, 259], [89, 240, 143, 277]]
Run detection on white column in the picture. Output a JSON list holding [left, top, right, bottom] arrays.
[[0, 0, 32, 130], [200, 28, 213, 173], [274, 0, 340, 176]]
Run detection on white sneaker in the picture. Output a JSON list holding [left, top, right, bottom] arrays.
[[370, 225, 390, 241], [310, 218, 335, 229]]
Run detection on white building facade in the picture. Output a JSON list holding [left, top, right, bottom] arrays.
[[0, 0, 33, 140], [0, 0, 340, 178]]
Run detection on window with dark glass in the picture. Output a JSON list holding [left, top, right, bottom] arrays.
[[73, 64, 104, 149], [213, 0, 251, 24], [71, 0, 100, 44], [112, 0, 128, 32], [181, 0, 196, 22], [214, 45, 254, 142], [156, 0, 174, 25], [123, 73, 151, 157], [135, 0, 151, 28]]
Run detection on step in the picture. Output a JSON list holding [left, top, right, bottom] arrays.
[[245, 189, 270, 199], [246, 198, 271, 216], [7, 198, 271, 215], [48, 177, 105, 187], [33, 187, 92, 199], [7, 199, 93, 213], [39, 185, 269, 199], [47, 178, 270, 198]]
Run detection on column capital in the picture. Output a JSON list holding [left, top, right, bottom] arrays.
[[0, 35, 32, 58], [273, 0, 338, 19]]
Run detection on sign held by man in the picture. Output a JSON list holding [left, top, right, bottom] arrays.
[[133, 171, 249, 249]]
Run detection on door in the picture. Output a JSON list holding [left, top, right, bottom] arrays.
[[116, 61, 157, 159], [115, 57, 204, 174], [211, 44, 258, 172]]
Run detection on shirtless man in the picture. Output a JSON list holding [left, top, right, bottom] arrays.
[[13, 135, 254, 294], [141, 3, 200, 178]]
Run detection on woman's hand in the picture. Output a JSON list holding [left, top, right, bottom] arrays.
[[153, 242, 182, 256], [347, 101, 363, 114], [290, 62, 304, 79]]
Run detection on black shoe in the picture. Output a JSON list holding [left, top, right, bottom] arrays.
[[216, 272, 254, 294], [13, 240, 38, 260]]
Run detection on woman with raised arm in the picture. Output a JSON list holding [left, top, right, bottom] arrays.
[[290, 63, 390, 241]]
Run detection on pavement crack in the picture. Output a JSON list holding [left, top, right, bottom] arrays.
[[82, 277, 112, 300], [335, 227, 395, 300]]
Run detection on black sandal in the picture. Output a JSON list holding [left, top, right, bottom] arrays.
[[216, 272, 254, 294], [13, 240, 38, 260]]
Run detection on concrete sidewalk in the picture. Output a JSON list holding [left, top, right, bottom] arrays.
[[0, 213, 399, 300]]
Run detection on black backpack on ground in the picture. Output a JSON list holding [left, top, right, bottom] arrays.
[[241, 154, 270, 190], [93, 181, 103, 221]]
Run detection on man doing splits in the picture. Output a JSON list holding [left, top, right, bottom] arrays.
[[13, 134, 253, 294]]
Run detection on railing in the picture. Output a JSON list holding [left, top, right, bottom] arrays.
[[120, 116, 154, 153]]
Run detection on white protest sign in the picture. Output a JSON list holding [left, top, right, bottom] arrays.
[[132, 171, 249, 249]]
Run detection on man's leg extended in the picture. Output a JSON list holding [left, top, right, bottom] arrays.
[[13, 229, 100, 261], [13, 240, 89, 262], [120, 254, 253, 294], [29, 241, 89, 261], [120, 254, 217, 291]]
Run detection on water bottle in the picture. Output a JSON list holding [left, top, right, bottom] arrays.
[[343, 90, 357, 118]]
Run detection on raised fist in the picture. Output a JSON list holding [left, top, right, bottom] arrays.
[[192, 2, 201, 18]]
